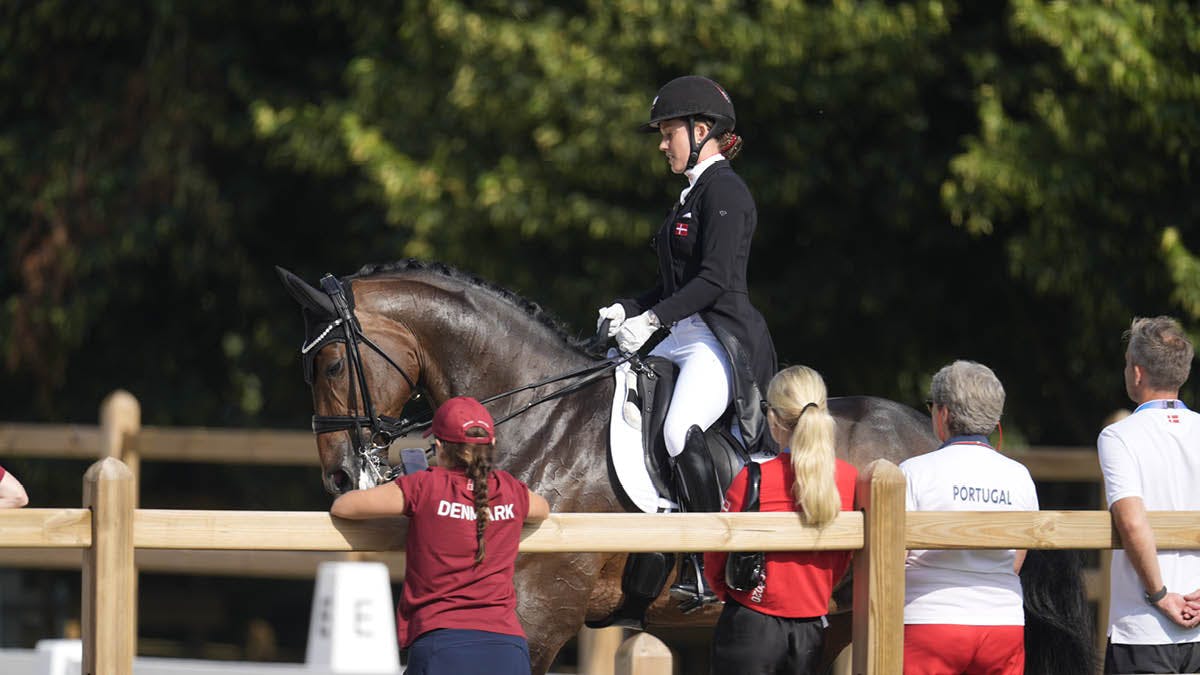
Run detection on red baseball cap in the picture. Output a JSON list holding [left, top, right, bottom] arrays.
[[424, 396, 495, 444]]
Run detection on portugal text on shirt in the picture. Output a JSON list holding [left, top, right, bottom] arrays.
[[437, 500, 518, 521], [951, 485, 1012, 505]]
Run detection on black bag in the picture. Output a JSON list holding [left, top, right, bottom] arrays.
[[724, 462, 766, 591]]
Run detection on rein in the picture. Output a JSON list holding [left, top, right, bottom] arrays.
[[305, 274, 628, 482]]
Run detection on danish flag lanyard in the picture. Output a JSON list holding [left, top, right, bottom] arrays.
[[1134, 399, 1189, 413], [937, 434, 993, 450]]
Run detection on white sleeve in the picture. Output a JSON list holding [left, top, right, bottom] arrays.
[[1097, 427, 1140, 507], [1022, 468, 1040, 511], [901, 461, 918, 511]]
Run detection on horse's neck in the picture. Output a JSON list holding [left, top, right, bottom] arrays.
[[417, 311, 593, 400]]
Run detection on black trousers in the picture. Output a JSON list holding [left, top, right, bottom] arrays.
[[1105, 640, 1200, 674], [710, 599, 826, 675]]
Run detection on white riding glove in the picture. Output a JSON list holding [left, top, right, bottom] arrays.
[[616, 311, 662, 354], [596, 303, 626, 337]]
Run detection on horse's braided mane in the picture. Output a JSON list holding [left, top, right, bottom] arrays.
[[350, 259, 592, 353]]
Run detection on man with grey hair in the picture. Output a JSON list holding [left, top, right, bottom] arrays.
[[900, 360, 1038, 675], [1099, 316, 1200, 674]]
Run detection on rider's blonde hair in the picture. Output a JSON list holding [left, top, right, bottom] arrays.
[[766, 366, 839, 527]]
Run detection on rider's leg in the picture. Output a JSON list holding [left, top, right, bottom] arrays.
[[652, 316, 732, 458], [648, 316, 732, 609], [669, 425, 724, 606]]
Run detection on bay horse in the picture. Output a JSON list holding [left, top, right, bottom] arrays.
[[278, 259, 1094, 674]]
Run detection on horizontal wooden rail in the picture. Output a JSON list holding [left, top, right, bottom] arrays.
[[131, 511, 865, 553], [7, 509, 1200, 553], [0, 424, 104, 460], [0, 508, 92, 547], [0, 548, 406, 579], [906, 511, 1200, 550], [132, 427, 318, 465], [1002, 447, 1101, 482]]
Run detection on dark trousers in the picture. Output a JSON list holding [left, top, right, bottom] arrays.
[[710, 598, 827, 675], [1105, 640, 1200, 674], [405, 628, 531, 675]]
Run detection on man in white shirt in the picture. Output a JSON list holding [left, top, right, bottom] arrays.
[[901, 360, 1038, 675], [1099, 315, 1200, 674]]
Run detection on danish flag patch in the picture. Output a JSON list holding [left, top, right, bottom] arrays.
[[674, 222, 689, 237]]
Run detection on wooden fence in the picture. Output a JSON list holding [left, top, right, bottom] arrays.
[[0, 390, 1127, 670], [7, 455, 1200, 675]]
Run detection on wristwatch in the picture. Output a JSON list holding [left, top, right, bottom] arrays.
[[1145, 585, 1168, 604]]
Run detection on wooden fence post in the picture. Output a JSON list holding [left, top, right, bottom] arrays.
[[578, 626, 625, 675], [100, 390, 141, 506], [851, 459, 905, 675], [614, 632, 672, 675], [82, 457, 136, 675]]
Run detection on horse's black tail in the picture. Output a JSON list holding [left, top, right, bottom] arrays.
[[1021, 549, 1097, 675]]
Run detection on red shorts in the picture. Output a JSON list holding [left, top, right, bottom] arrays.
[[904, 624, 1024, 675]]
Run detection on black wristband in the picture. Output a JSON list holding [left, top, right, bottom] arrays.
[[1145, 585, 1168, 604]]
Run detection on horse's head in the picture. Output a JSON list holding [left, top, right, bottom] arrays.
[[277, 266, 424, 495]]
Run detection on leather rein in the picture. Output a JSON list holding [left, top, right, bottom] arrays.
[[304, 275, 630, 483]]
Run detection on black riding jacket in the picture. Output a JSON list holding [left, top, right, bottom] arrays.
[[619, 159, 778, 452]]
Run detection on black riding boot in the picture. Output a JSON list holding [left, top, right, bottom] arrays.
[[668, 425, 722, 612]]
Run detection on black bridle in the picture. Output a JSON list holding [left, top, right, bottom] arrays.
[[303, 275, 631, 484], [305, 274, 427, 484]]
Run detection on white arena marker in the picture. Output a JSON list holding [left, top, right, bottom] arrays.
[[34, 639, 81, 675], [305, 561, 401, 673]]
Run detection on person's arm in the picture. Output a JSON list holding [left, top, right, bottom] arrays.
[[526, 491, 550, 523], [1111, 496, 1199, 627], [0, 471, 29, 509], [330, 482, 405, 520]]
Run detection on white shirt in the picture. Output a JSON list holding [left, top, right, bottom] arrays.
[[900, 438, 1039, 625], [679, 153, 725, 204], [1099, 402, 1200, 645]]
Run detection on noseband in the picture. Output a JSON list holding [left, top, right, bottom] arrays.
[[305, 274, 427, 484]]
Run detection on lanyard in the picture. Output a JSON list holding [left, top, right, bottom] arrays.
[[1133, 399, 1189, 414], [937, 434, 993, 451]]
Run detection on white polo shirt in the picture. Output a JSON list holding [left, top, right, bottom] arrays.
[[1099, 401, 1200, 645], [900, 437, 1039, 625]]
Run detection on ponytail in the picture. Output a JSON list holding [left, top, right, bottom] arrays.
[[440, 426, 496, 565], [767, 366, 840, 527]]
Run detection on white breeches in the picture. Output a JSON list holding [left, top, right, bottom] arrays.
[[649, 314, 733, 458]]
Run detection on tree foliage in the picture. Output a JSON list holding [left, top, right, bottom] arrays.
[[3, 0, 1198, 445]]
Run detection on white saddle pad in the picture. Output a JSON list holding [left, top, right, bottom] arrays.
[[609, 360, 677, 513]]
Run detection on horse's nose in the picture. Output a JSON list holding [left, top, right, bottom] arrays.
[[324, 468, 352, 495]]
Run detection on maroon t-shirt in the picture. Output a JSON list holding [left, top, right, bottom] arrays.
[[394, 466, 530, 647]]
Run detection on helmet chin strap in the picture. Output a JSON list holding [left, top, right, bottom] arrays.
[[685, 115, 719, 171]]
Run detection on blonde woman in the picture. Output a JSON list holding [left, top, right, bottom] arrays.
[[703, 366, 857, 674]]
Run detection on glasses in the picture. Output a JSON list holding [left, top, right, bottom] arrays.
[[759, 399, 774, 415], [925, 399, 936, 413]]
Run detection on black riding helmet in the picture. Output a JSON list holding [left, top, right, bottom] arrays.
[[638, 75, 736, 170]]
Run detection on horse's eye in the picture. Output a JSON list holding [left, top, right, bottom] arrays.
[[325, 358, 344, 378]]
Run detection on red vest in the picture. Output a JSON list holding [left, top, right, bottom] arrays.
[[705, 457, 857, 617], [394, 466, 530, 646]]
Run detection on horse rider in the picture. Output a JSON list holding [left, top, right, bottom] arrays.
[[597, 74, 778, 608]]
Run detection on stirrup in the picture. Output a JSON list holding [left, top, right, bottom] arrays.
[[669, 555, 717, 613]]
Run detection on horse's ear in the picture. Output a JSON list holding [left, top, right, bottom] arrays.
[[275, 266, 337, 320]]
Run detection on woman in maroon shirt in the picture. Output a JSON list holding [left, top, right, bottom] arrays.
[[704, 366, 857, 674], [331, 397, 550, 675]]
